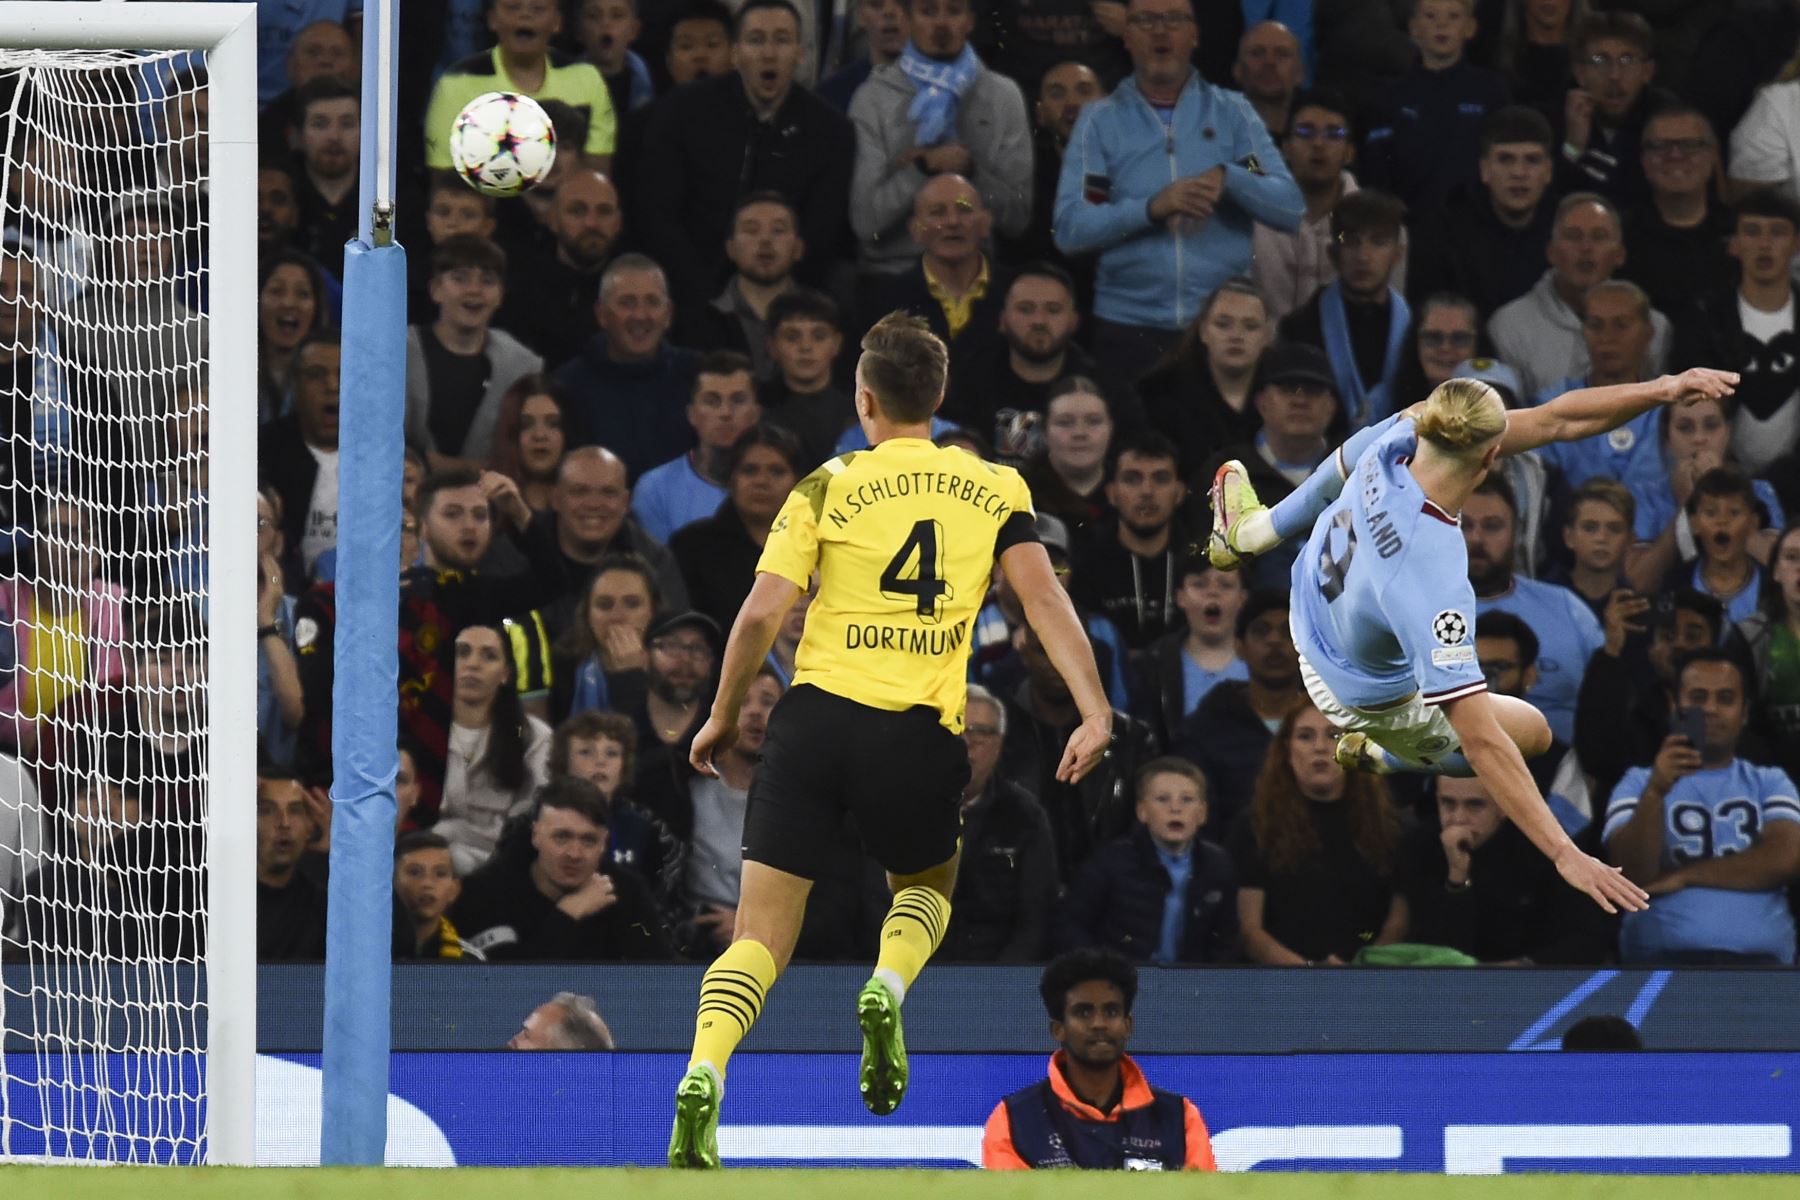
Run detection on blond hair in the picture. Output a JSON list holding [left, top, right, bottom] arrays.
[[1415, 378, 1506, 455]]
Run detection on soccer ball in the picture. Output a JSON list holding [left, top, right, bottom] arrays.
[[449, 91, 557, 197]]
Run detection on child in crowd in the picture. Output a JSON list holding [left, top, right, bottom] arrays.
[[392, 831, 483, 961], [760, 288, 850, 469], [1673, 469, 1768, 627], [1554, 478, 1636, 616], [576, 0, 654, 115], [1134, 558, 1247, 749]]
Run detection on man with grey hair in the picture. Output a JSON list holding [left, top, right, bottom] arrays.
[[1488, 193, 1671, 398], [553, 252, 700, 478], [1529, 280, 1666, 492], [937, 682, 1058, 961], [508, 992, 617, 1050], [1233, 21, 1303, 138]]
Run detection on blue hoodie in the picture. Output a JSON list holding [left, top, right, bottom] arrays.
[[1053, 71, 1302, 331]]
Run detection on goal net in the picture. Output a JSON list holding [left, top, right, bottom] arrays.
[[0, 40, 239, 1165]]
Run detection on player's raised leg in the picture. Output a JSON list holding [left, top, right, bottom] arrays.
[[860, 852, 958, 1116], [670, 861, 811, 1168], [1335, 693, 1553, 777]]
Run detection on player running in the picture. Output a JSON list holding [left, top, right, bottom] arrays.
[[1208, 368, 1738, 914], [668, 313, 1113, 1169]]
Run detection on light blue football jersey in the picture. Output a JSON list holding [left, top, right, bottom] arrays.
[[1290, 416, 1489, 710]]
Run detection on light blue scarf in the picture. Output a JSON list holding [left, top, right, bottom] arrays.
[[898, 40, 981, 146], [1319, 281, 1410, 429]]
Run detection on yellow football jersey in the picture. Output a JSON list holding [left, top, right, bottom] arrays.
[[756, 438, 1038, 733]]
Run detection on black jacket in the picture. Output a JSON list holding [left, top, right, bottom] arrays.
[[1621, 203, 1737, 324], [257, 414, 323, 556], [1401, 819, 1615, 964], [1130, 631, 1193, 753], [1172, 680, 1281, 839], [452, 853, 674, 962], [635, 73, 855, 312], [1406, 184, 1555, 318], [1069, 521, 1191, 649], [1137, 345, 1260, 478], [1058, 824, 1237, 964], [1359, 60, 1511, 217], [669, 505, 765, 634], [941, 779, 1060, 962], [860, 258, 1010, 373], [943, 341, 1142, 458]]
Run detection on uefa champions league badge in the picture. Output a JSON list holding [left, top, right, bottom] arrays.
[[1607, 426, 1635, 452]]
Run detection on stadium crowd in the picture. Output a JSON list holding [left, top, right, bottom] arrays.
[[4, 0, 1800, 971]]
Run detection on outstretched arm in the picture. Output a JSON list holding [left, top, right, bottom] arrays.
[[690, 572, 800, 776], [1000, 541, 1112, 782], [1499, 369, 1738, 457]]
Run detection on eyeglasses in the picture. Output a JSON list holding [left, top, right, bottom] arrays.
[[651, 638, 713, 660], [1125, 11, 1194, 31], [1289, 122, 1349, 143], [1642, 137, 1710, 159], [1580, 52, 1645, 73], [1418, 330, 1477, 349], [964, 725, 1001, 740]]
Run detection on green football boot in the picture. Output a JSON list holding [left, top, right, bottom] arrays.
[[668, 1063, 723, 1169], [856, 978, 907, 1117]]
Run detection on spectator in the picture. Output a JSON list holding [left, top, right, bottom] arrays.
[[507, 991, 616, 1049], [1465, 474, 1604, 743], [1621, 105, 1735, 320], [1229, 701, 1407, 965], [1402, 773, 1614, 963], [627, 610, 720, 798], [454, 777, 673, 960], [1173, 589, 1303, 837], [820, 0, 911, 111], [1070, 430, 1189, 648], [257, 19, 358, 150], [670, 424, 805, 631], [1604, 650, 1800, 965], [392, 831, 485, 960], [695, 194, 803, 378], [497, 169, 625, 368], [549, 708, 682, 908], [941, 683, 1058, 962], [404, 236, 545, 470], [1577, 588, 1723, 805], [554, 255, 699, 480], [255, 251, 327, 426], [258, 329, 341, 575], [1233, 21, 1304, 138], [981, 949, 1218, 1170], [1556, 12, 1663, 209], [682, 666, 783, 954], [1560, 1014, 1642, 1051], [1624, 398, 1787, 597], [1731, 526, 1800, 784], [257, 163, 305, 261], [0, 497, 124, 756], [1059, 757, 1236, 963], [487, 374, 571, 516], [1552, 477, 1635, 616], [551, 554, 659, 721], [1054, 0, 1301, 375], [1135, 558, 1248, 750], [1529, 280, 1662, 489], [1407, 106, 1557, 319], [257, 769, 329, 961], [978, 0, 1128, 98], [759, 289, 853, 468], [1729, 70, 1800, 209], [1312, 0, 1417, 112], [574, 0, 653, 117], [1489, 193, 1671, 399], [1496, 0, 1587, 116], [998, 61, 1107, 288], [434, 623, 554, 875], [1138, 279, 1275, 476], [1253, 88, 1384, 325], [632, 352, 762, 543], [997, 620, 1155, 881], [1279, 190, 1410, 429], [1474, 610, 1590, 832], [1667, 468, 1768, 627], [948, 264, 1124, 460], [1387, 292, 1482, 411], [258, 490, 305, 766], [1670, 190, 1800, 479], [514, 447, 688, 639], [658, 0, 734, 88], [288, 77, 360, 280], [848, 0, 1031, 276], [1020, 379, 1115, 533], [1360, 0, 1510, 217], [636, 0, 854, 313], [424, 0, 616, 173], [5, 768, 114, 955], [763, 580, 812, 686], [862, 174, 1008, 370]]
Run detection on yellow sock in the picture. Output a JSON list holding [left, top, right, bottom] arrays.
[[689, 938, 778, 1076], [872, 886, 951, 1001]]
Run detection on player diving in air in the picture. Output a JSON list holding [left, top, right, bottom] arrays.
[[1208, 367, 1740, 914], [667, 313, 1113, 1168]]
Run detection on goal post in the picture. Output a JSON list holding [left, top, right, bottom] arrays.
[[0, 1, 257, 1166]]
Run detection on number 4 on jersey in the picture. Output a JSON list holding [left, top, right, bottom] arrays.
[[882, 519, 951, 623]]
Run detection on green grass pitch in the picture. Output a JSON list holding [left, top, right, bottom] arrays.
[[0, 1168, 1792, 1198]]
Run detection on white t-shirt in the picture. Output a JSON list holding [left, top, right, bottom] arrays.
[[300, 443, 339, 572], [1735, 293, 1800, 474], [1731, 80, 1800, 209], [685, 773, 747, 910]]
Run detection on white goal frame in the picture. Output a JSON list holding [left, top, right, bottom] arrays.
[[1, 1, 258, 1166]]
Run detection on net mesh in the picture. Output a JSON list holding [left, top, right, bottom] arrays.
[[0, 49, 211, 1164]]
